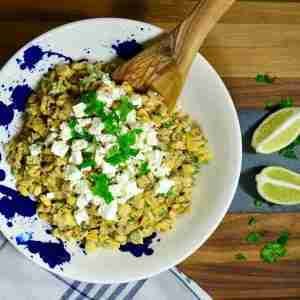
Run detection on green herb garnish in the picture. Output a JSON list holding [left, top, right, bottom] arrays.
[[260, 243, 286, 263], [265, 97, 294, 110], [67, 117, 93, 142], [254, 198, 263, 208], [256, 74, 273, 84], [138, 161, 150, 176], [116, 96, 134, 121], [79, 152, 96, 169], [246, 232, 264, 244], [85, 99, 106, 119], [90, 172, 113, 204], [235, 253, 247, 261], [260, 231, 289, 263], [103, 111, 120, 135], [248, 216, 257, 226], [278, 136, 300, 159]]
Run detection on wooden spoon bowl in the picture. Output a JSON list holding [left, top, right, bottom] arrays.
[[112, 0, 236, 108]]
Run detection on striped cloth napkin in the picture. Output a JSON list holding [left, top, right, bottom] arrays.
[[0, 233, 211, 300]]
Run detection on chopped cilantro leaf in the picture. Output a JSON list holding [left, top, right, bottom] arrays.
[[254, 198, 263, 208], [90, 173, 113, 204], [68, 117, 77, 129], [103, 112, 120, 135], [248, 216, 257, 226], [235, 253, 247, 261], [265, 97, 294, 111], [104, 129, 140, 165], [80, 91, 97, 103], [138, 161, 150, 176], [256, 74, 273, 84], [278, 136, 300, 159], [85, 99, 106, 118], [246, 232, 264, 244], [277, 230, 289, 246], [116, 96, 134, 121], [260, 231, 289, 263], [79, 152, 96, 169]]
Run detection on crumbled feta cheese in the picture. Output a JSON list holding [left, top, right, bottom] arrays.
[[131, 94, 143, 107], [153, 165, 170, 178], [72, 139, 88, 151], [92, 196, 103, 206], [126, 110, 136, 125], [73, 102, 87, 118], [119, 181, 143, 204], [95, 148, 104, 167], [45, 132, 58, 146], [155, 178, 174, 194], [146, 128, 158, 146], [29, 144, 42, 156], [60, 122, 72, 141], [69, 150, 83, 165], [99, 134, 116, 145], [73, 180, 89, 194], [46, 192, 55, 200], [98, 201, 118, 221], [51, 141, 69, 157], [77, 118, 92, 128], [88, 118, 104, 136], [102, 161, 117, 177], [120, 126, 129, 134], [77, 191, 93, 209], [65, 165, 82, 182], [74, 209, 89, 225], [97, 86, 125, 107]]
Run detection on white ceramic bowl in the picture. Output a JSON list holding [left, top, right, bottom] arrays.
[[0, 18, 242, 283]]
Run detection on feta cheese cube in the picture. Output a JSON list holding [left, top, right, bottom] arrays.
[[95, 148, 104, 167], [102, 161, 117, 177], [88, 118, 104, 136], [60, 122, 72, 141], [72, 139, 89, 151], [155, 178, 174, 194], [65, 165, 82, 182], [92, 196, 103, 206], [73, 102, 87, 118], [98, 201, 118, 221], [51, 141, 69, 157], [146, 129, 158, 146], [77, 118, 92, 128], [126, 110, 136, 125], [77, 191, 93, 209], [74, 209, 89, 225], [29, 143, 42, 156], [69, 150, 83, 165]]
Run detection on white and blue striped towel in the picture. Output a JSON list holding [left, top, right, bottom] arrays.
[[0, 233, 211, 300]]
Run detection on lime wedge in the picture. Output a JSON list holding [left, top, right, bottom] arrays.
[[256, 166, 300, 205], [252, 107, 300, 154]]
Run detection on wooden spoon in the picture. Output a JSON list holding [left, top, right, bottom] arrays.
[[112, 0, 235, 108]]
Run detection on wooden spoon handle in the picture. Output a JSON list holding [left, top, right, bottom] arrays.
[[173, 0, 235, 78]]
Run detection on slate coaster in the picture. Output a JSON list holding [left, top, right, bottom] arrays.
[[229, 109, 300, 213]]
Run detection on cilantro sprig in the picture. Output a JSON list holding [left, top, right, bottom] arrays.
[[68, 117, 94, 142], [246, 231, 264, 244], [79, 152, 96, 170], [260, 231, 289, 263], [105, 129, 142, 165], [138, 161, 150, 176], [265, 97, 294, 110], [90, 172, 113, 204], [256, 74, 274, 84]]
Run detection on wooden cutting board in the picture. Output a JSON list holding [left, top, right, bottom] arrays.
[[1, 0, 300, 299]]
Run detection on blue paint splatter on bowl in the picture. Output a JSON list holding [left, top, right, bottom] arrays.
[[6, 221, 12, 227], [16, 232, 71, 268], [0, 84, 33, 127], [11, 84, 32, 112], [112, 39, 143, 60], [16, 45, 72, 71], [0, 185, 36, 219], [0, 169, 4, 181], [120, 232, 156, 257], [0, 102, 14, 127]]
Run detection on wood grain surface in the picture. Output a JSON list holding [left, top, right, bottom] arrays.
[[1, 1, 300, 299], [178, 213, 300, 300]]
